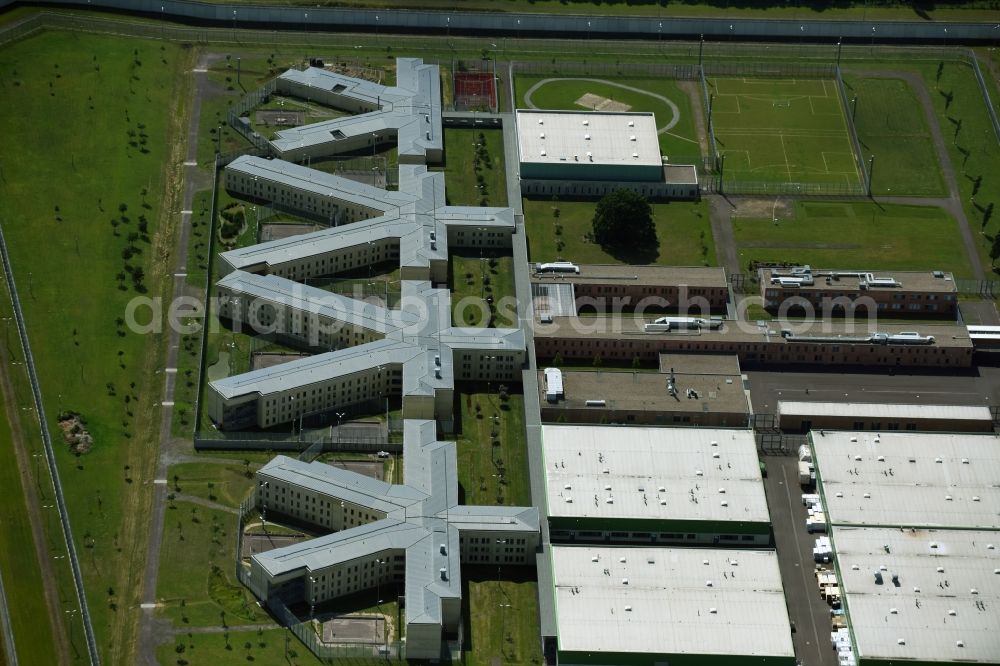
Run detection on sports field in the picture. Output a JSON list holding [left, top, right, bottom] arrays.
[[707, 77, 862, 188]]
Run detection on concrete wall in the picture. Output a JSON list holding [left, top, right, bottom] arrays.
[[540, 406, 749, 429], [533, 335, 973, 369], [521, 162, 662, 183], [521, 178, 698, 200], [778, 413, 993, 433], [14, 1, 1000, 43]]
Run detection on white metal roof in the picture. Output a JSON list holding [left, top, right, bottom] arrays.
[[541, 425, 769, 525], [811, 431, 1000, 530], [516, 110, 661, 169], [832, 526, 1000, 664], [551, 545, 794, 658], [779, 401, 992, 422]]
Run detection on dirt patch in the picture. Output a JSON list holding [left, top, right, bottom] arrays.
[[250, 351, 310, 371], [575, 92, 631, 112], [259, 222, 322, 242], [255, 109, 305, 126], [57, 412, 93, 454], [322, 614, 385, 644], [731, 197, 795, 219]]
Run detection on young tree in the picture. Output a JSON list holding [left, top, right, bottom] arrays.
[[591, 189, 656, 250], [990, 232, 1000, 267]]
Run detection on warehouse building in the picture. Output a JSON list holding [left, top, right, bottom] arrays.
[[531, 264, 729, 315], [829, 526, 1000, 666], [515, 110, 698, 198], [778, 401, 993, 433], [539, 353, 750, 428], [533, 316, 974, 369], [810, 430, 1000, 531], [542, 424, 771, 546], [549, 545, 795, 666], [759, 266, 958, 317], [248, 420, 539, 660], [271, 58, 442, 163]]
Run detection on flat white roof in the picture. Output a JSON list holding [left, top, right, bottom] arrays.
[[542, 425, 769, 526], [516, 110, 661, 169], [812, 431, 1000, 530], [780, 401, 992, 422], [551, 545, 794, 659], [832, 526, 1000, 664]]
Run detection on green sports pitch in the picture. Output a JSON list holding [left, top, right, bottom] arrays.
[[708, 77, 862, 188]]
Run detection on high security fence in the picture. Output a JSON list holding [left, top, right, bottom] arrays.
[[3, 0, 1000, 43], [0, 224, 100, 665]]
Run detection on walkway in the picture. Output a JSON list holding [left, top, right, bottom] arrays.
[[136, 50, 224, 666]]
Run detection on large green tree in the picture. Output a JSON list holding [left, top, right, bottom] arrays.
[[591, 189, 656, 250]]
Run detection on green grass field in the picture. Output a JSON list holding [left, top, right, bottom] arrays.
[[0, 30, 191, 662], [515, 76, 703, 161], [157, 627, 324, 666], [155, 502, 271, 629], [843, 76, 946, 197], [0, 399, 60, 666], [456, 389, 530, 508], [450, 253, 517, 328], [917, 60, 1000, 272], [442, 129, 508, 206], [524, 198, 715, 266], [708, 77, 861, 188], [733, 201, 973, 276], [463, 567, 543, 666]]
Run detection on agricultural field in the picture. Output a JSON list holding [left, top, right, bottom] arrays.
[[733, 201, 974, 277], [515, 76, 703, 161], [524, 198, 715, 267], [0, 30, 191, 662], [843, 75, 947, 196], [707, 76, 862, 189]]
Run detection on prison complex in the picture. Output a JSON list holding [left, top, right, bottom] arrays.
[[212, 59, 538, 659]]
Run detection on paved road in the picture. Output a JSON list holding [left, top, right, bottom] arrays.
[[136, 50, 223, 666], [763, 455, 838, 666], [706, 194, 742, 278]]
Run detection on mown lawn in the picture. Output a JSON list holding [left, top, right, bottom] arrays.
[[0, 395, 59, 666], [524, 198, 715, 267], [155, 502, 271, 629], [455, 388, 530, 508], [450, 253, 517, 328], [844, 75, 946, 197], [167, 462, 256, 508], [733, 201, 973, 276], [442, 128, 508, 207], [463, 567, 543, 666], [0, 30, 191, 661]]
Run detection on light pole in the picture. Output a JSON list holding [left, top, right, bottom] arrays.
[[375, 14, 379, 42], [499, 602, 511, 655], [309, 576, 316, 618], [232, 9, 236, 41]]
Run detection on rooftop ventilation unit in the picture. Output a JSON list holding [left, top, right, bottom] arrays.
[[628, 121, 635, 127], [622, 578, 628, 585], [584, 134, 591, 140], [539, 132, 545, 139], [709, 607, 718, 614], [625, 605, 632, 611], [957, 640, 965, 648], [440, 568, 448, 581], [582, 120, 589, 126], [440, 544, 447, 555], [630, 135, 637, 141]]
